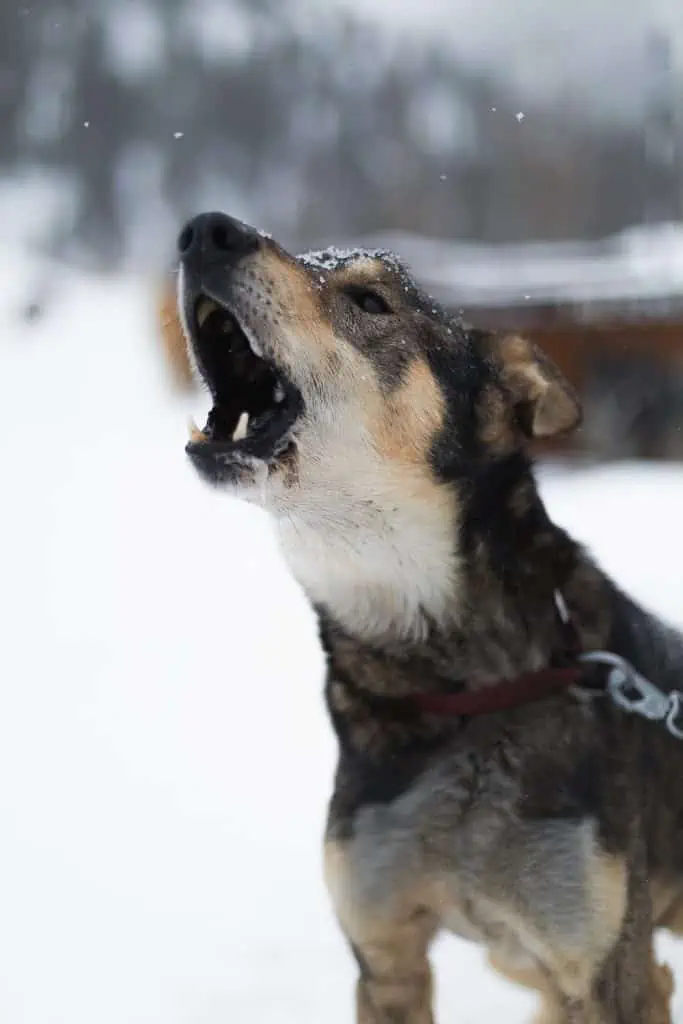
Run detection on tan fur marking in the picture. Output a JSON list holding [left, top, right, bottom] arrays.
[[649, 954, 675, 1024], [488, 950, 546, 992], [532, 999, 563, 1024], [488, 859, 672, 1024], [370, 358, 445, 467], [450, 854, 627, 1008], [260, 253, 337, 349], [325, 838, 393, 938], [353, 359, 459, 614], [325, 840, 436, 1024], [325, 838, 433, 939], [653, 882, 683, 935], [263, 254, 322, 319], [488, 952, 556, 1024], [536, 946, 674, 1024], [242, 253, 353, 393], [500, 851, 625, 1010], [328, 834, 632, 1017], [333, 256, 387, 283], [587, 854, 628, 956], [534, 855, 629, 1017]]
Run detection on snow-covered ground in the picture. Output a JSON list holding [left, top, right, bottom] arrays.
[[1, 260, 683, 1023]]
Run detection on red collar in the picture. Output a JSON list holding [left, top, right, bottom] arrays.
[[413, 664, 583, 718], [413, 590, 584, 718]]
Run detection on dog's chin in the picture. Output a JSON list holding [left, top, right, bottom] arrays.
[[185, 444, 271, 491], [185, 425, 299, 490], [183, 295, 303, 489]]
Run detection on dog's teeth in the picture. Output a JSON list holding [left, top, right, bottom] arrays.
[[244, 329, 263, 357], [196, 299, 219, 328], [187, 417, 207, 443], [274, 382, 285, 403], [232, 412, 249, 441]]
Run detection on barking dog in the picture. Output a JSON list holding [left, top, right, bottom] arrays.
[[167, 211, 683, 1023]]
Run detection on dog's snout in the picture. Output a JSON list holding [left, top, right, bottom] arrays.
[[177, 212, 259, 268]]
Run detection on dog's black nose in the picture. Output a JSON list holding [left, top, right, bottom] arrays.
[[177, 212, 259, 268]]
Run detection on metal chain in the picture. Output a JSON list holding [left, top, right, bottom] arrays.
[[578, 650, 683, 739]]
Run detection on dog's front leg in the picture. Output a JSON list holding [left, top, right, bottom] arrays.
[[348, 918, 436, 1024], [325, 839, 437, 1022], [537, 861, 673, 1024]]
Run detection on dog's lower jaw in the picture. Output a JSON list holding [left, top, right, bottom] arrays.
[[186, 446, 271, 491]]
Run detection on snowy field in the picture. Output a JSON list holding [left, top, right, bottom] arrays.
[[2, 260, 683, 1023]]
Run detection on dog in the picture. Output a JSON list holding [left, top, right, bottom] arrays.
[[165, 211, 683, 1022]]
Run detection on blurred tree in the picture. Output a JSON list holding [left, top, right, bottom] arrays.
[[0, 0, 678, 266]]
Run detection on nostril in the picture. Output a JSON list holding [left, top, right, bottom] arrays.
[[178, 212, 256, 265], [178, 224, 194, 255], [210, 222, 232, 252]]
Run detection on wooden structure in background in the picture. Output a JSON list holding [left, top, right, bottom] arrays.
[[459, 305, 683, 397], [464, 307, 683, 458]]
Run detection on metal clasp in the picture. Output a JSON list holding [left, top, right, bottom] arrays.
[[666, 692, 683, 740], [579, 650, 683, 739]]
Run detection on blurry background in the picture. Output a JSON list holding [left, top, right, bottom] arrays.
[[1, 4, 683, 1024], [4, 0, 682, 261], [3, 0, 683, 458]]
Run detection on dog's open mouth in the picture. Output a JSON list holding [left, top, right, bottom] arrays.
[[185, 297, 302, 469]]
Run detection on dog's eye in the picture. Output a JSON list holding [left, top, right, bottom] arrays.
[[347, 289, 391, 315]]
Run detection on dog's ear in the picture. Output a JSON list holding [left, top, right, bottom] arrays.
[[493, 334, 581, 440]]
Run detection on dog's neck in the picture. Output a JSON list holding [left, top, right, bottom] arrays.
[[273, 466, 460, 644], [317, 455, 610, 701]]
